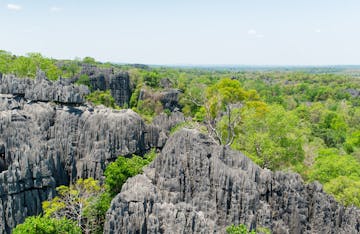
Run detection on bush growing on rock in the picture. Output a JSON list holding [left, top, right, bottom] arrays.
[[226, 224, 256, 234], [86, 90, 120, 109], [104, 149, 157, 197], [12, 216, 81, 234]]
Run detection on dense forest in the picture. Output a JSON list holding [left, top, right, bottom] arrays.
[[1, 50, 359, 233]]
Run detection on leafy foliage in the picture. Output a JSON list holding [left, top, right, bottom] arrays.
[[42, 178, 104, 233], [59, 60, 80, 78], [307, 149, 360, 207], [82, 56, 97, 65], [86, 90, 120, 109], [308, 149, 360, 184], [226, 224, 256, 234], [75, 74, 91, 87], [13, 216, 81, 234], [0, 51, 61, 80], [233, 105, 307, 170], [143, 71, 161, 88], [324, 176, 360, 207], [104, 149, 156, 197], [202, 78, 264, 145]]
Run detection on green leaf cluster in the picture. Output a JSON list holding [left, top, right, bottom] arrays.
[[0, 51, 61, 80], [13, 216, 81, 234], [104, 149, 156, 197], [42, 178, 104, 233], [226, 224, 256, 234], [86, 90, 120, 109]]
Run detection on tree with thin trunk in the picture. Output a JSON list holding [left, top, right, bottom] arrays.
[[42, 178, 103, 234], [204, 78, 262, 146]]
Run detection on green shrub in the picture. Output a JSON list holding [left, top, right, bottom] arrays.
[[76, 74, 91, 87], [104, 149, 156, 197], [13, 216, 81, 234], [226, 224, 255, 234], [86, 90, 120, 109]]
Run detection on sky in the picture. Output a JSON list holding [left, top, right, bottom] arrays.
[[1, 0, 360, 65]]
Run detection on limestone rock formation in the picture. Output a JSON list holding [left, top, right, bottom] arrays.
[[0, 72, 89, 104], [152, 111, 186, 132], [104, 129, 360, 234], [145, 111, 186, 149], [80, 64, 131, 107], [346, 88, 360, 98], [159, 89, 181, 111], [159, 78, 173, 89], [0, 75, 163, 233], [109, 72, 131, 107], [139, 88, 182, 112]]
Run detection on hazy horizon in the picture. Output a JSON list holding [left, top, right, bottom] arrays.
[[1, 0, 360, 65]]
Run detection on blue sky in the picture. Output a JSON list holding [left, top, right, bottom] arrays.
[[1, 0, 360, 65]]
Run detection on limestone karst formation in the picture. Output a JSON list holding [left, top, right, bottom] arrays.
[[104, 129, 360, 234], [0, 73, 359, 234], [0, 74, 183, 233]]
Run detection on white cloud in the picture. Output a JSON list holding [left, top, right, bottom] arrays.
[[315, 29, 321, 33], [50, 6, 63, 12], [7, 4, 22, 11], [248, 29, 257, 35]]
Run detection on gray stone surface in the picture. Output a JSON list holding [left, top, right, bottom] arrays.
[[346, 88, 360, 98], [152, 111, 186, 132], [139, 88, 182, 112], [0, 72, 89, 104], [0, 91, 163, 233], [104, 129, 360, 234], [109, 72, 131, 107], [80, 65, 131, 107]]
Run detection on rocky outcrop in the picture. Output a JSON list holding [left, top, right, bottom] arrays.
[[143, 111, 186, 150], [346, 88, 360, 98], [0, 72, 89, 104], [139, 88, 182, 112], [104, 129, 360, 234], [152, 111, 186, 132], [159, 78, 173, 89], [109, 72, 131, 107], [0, 88, 164, 233], [80, 65, 131, 107], [159, 89, 181, 111]]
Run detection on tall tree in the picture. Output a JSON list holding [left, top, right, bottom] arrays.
[[203, 78, 264, 145]]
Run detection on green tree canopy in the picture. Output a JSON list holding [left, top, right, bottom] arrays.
[[202, 78, 265, 145], [233, 104, 308, 170], [308, 149, 360, 184]]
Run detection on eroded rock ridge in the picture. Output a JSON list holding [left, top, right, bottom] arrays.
[[105, 129, 360, 234], [0, 75, 176, 233]]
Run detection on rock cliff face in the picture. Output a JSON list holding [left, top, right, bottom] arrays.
[[139, 88, 182, 112], [104, 129, 360, 234], [80, 64, 131, 107], [0, 72, 89, 104], [0, 75, 163, 233]]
